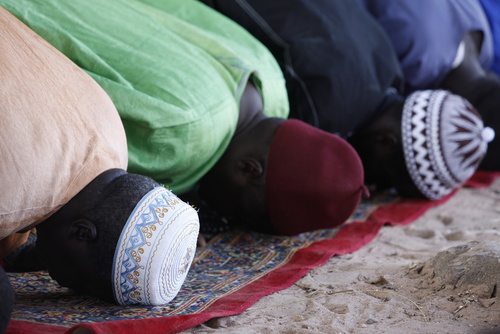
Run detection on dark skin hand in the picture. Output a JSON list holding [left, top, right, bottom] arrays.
[[442, 31, 487, 95], [197, 234, 207, 247]]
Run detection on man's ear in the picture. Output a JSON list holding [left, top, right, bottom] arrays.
[[69, 219, 97, 241], [236, 158, 264, 179]]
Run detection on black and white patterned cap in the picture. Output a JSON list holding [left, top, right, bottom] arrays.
[[401, 90, 495, 200]]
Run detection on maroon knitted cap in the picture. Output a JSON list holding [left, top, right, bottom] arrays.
[[266, 120, 367, 236]]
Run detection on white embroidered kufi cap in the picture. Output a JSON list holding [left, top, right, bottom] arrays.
[[112, 186, 199, 305], [401, 90, 494, 200]]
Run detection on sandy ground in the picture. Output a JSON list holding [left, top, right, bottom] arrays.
[[182, 178, 500, 334]]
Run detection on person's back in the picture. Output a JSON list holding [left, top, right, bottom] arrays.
[[0, 6, 127, 249], [0, 5, 132, 289], [358, 0, 494, 93], [201, 0, 404, 138]]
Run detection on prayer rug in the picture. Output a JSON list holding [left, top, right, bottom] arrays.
[[5, 171, 499, 334]]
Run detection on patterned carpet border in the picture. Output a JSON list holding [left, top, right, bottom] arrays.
[[6, 171, 499, 334]]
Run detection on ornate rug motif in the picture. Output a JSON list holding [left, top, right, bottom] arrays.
[[8, 227, 345, 327]]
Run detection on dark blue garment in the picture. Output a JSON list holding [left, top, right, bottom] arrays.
[[359, 0, 493, 93], [479, 0, 500, 76], [201, 0, 404, 138]]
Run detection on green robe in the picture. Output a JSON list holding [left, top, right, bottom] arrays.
[[2, 0, 289, 193]]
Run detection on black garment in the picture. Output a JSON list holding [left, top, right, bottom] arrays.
[[4, 232, 45, 273], [201, 0, 404, 138], [0, 266, 14, 334]]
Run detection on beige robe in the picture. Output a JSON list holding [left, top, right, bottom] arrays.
[[0, 7, 127, 255]]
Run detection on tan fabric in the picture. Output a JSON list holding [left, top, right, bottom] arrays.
[[0, 229, 33, 259], [0, 7, 128, 240]]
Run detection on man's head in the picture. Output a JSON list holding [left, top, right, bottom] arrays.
[[198, 118, 283, 233], [199, 118, 367, 236], [349, 99, 416, 196], [351, 90, 494, 199], [36, 170, 199, 305]]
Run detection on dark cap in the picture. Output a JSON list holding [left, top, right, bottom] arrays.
[[266, 120, 367, 236]]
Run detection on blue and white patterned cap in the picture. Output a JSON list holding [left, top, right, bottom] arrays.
[[112, 187, 199, 305], [402, 90, 494, 200]]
